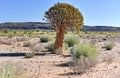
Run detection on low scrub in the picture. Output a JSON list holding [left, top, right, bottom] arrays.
[[0, 61, 26, 78], [22, 35, 30, 41], [71, 43, 98, 58], [69, 56, 97, 74], [40, 35, 53, 43], [69, 43, 98, 74], [104, 43, 115, 50], [24, 52, 35, 58], [64, 36, 80, 47], [45, 41, 54, 51]]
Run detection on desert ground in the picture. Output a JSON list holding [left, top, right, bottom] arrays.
[[0, 33, 120, 78]]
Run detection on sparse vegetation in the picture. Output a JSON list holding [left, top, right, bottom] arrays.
[[0, 29, 120, 77], [104, 43, 115, 50], [69, 42, 98, 73], [64, 36, 80, 47], [45, 41, 54, 51], [0, 30, 120, 37], [0, 61, 26, 78], [22, 34, 29, 41], [71, 43, 98, 58], [40, 35, 53, 42], [24, 52, 35, 58], [69, 56, 97, 74]]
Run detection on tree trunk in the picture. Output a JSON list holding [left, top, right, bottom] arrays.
[[53, 26, 66, 55]]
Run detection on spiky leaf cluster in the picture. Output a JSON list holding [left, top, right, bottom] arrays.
[[45, 3, 84, 30]]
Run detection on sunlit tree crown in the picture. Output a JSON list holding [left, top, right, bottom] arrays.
[[45, 2, 84, 30]]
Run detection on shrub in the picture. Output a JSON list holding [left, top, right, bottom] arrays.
[[40, 35, 53, 43], [22, 35, 29, 41], [0, 61, 26, 78], [45, 41, 54, 51], [69, 56, 97, 74], [69, 43, 98, 74], [24, 52, 35, 58], [104, 43, 115, 50], [71, 43, 98, 58], [64, 36, 80, 47]]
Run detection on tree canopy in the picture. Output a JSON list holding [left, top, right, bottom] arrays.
[[45, 2, 84, 31]]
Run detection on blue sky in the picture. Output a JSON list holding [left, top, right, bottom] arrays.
[[0, 0, 120, 27]]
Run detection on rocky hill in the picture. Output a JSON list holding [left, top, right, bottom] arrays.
[[0, 22, 120, 31], [82, 25, 120, 31]]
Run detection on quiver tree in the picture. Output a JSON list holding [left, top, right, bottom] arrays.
[[45, 2, 84, 54]]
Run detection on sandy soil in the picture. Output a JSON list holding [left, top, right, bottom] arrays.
[[0, 36, 120, 78]]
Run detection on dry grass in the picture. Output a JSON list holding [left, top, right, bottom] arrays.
[[0, 61, 27, 78], [69, 56, 97, 74]]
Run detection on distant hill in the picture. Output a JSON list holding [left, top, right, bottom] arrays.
[[0, 22, 120, 31], [0, 22, 52, 30], [82, 25, 120, 31]]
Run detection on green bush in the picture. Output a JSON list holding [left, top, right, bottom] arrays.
[[71, 43, 98, 58], [45, 41, 54, 51], [69, 43, 98, 74], [22, 34, 29, 41], [24, 52, 35, 58], [40, 35, 53, 43], [105, 43, 115, 50], [64, 36, 80, 47]]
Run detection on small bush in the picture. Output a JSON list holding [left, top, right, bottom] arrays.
[[69, 56, 97, 74], [22, 35, 29, 41], [104, 43, 115, 50], [24, 52, 35, 58], [0, 61, 26, 78], [69, 43, 98, 74], [45, 41, 54, 51], [40, 35, 52, 43], [71, 43, 98, 58], [64, 36, 80, 47]]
